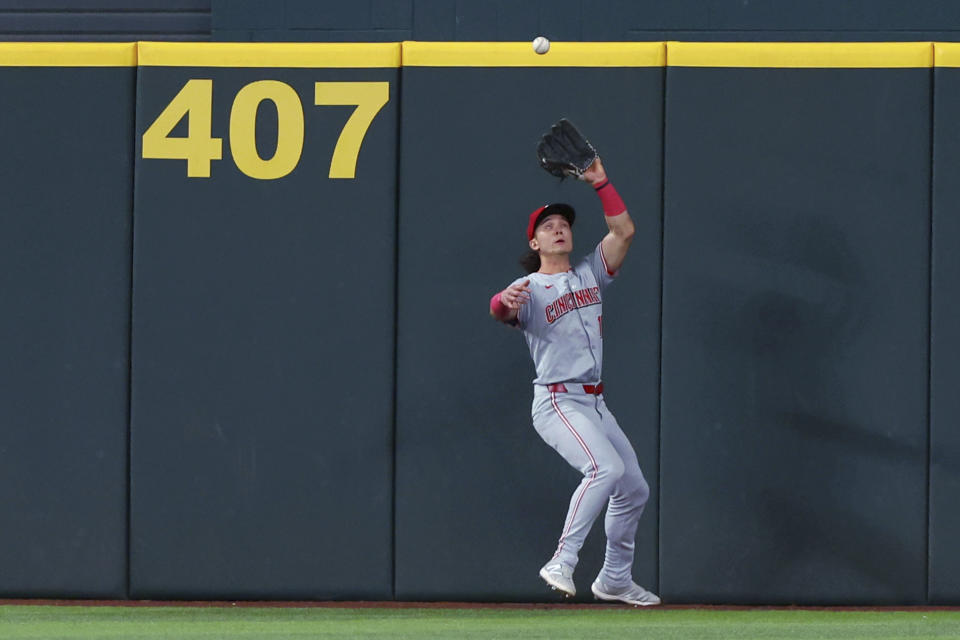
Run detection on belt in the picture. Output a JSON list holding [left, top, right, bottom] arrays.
[[547, 382, 603, 395]]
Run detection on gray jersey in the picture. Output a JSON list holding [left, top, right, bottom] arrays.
[[512, 242, 617, 384]]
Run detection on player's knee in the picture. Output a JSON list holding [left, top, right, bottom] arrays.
[[596, 456, 625, 486], [631, 475, 650, 507]]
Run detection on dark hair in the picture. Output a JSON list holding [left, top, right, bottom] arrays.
[[520, 249, 541, 274]]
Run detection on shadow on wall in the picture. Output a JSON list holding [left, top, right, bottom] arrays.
[[691, 210, 925, 599]]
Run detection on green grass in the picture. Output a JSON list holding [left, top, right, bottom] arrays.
[[1, 605, 959, 640]]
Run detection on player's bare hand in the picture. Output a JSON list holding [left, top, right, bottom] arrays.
[[582, 158, 607, 186], [501, 280, 531, 309]]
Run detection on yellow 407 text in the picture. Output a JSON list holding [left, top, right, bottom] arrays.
[[141, 79, 390, 180]]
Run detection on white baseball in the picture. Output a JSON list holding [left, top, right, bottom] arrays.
[[532, 36, 550, 55]]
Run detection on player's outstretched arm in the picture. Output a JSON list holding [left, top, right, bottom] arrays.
[[490, 279, 531, 323], [582, 159, 635, 273]]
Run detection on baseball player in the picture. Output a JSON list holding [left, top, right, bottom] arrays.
[[489, 143, 659, 606]]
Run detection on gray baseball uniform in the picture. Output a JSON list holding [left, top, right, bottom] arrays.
[[509, 242, 649, 588]]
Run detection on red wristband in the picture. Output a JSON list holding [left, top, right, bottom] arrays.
[[490, 292, 510, 319], [594, 179, 626, 217]]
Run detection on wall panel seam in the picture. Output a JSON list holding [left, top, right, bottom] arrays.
[[655, 42, 669, 595], [925, 52, 936, 605], [391, 66, 403, 602]]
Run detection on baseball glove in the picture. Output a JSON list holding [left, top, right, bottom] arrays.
[[536, 118, 598, 179]]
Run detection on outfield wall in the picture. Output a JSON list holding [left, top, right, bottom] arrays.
[[0, 43, 136, 598], [0, 41, 955, 605]]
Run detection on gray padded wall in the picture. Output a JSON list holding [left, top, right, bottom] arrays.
[[0, 1, 210, 41], [211, 0, 960, 43]]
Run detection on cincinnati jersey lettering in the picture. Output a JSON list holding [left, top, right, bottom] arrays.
[[545, 286, 601, 323], [512, 243, 615, 385]]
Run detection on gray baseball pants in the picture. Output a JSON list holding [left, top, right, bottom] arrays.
[[532, 384, 650, 587]]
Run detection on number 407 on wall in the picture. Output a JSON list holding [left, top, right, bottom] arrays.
[[141, 79, 389, 180]]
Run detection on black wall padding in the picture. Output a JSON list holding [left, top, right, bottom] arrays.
[[395, 65, 664, 601], [0, 66, 135, 598], [929, 64, 960, 605], [130, 64, 399, 599], [660, 67, 931, 605]]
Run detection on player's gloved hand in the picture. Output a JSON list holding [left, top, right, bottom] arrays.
[[501, 280, 531, 310], [581, 158, 607, 187], [536, 118, 599, 180]]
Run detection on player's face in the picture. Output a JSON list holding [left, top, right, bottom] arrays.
[[530, 214, 573, 256]]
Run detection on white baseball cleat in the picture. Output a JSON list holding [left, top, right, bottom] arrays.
[[539, 561, 576, 597], [591, 578, 661, 606]]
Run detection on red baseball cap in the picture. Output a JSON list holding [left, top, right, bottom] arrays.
[[527, 203, 576, 240]]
